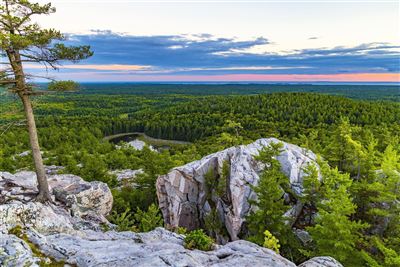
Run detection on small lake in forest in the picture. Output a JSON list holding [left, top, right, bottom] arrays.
[[107, 133, 141, 144], [105, 132, 192, 150]]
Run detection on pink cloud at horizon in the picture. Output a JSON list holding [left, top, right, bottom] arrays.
[[60, 72, 400, 82], [146, 73, 400, 82]]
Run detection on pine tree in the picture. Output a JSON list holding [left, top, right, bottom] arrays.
[[246, 142, 298, 258], [324, 117, 352, 171], [306, 161, 367, 265], [324, 117, 369, 176], [300, 163, 322, 225], [352, 143, 400, 249], [0, 0, 92, 201], [362, 237, 400, 267]]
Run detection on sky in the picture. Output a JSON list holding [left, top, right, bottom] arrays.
[[23, 0, 400, 82]]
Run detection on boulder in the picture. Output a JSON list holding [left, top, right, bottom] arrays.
[[127, 139, 156, 152], [156, 138, 318, 240], [109, 169, 144, 186], [298, 257, 344, 267], [0, 171, 113, 221], [17, 150, 31, 157], [50, 174, 112, 219], [45, 165, 65, 175], [0, 202, 74, 234]]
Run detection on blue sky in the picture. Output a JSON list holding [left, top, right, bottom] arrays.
[[28, 0, 400, 82]]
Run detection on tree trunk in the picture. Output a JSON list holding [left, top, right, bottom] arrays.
[[19, 93, 51, 202], [5, 45, 51, 202]]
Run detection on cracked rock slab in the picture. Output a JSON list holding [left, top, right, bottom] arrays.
[[27, 228, 296, 267]]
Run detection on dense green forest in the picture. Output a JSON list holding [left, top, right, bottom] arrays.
[[1, 84, 399, 266]]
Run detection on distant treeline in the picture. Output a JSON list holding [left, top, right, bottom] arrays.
[[47, 83, 400, 101]]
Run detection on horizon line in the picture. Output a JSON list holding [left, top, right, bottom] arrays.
[[35, 81, 400, 85]]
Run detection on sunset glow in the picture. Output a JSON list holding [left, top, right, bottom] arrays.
[[29, 1, 399, 83]]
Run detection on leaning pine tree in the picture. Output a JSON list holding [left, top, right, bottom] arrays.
[[0, 0, 93, 202]]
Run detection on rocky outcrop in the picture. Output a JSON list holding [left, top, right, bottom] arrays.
[[0, 170, 341, 267], [110, 169, 144, 186], [156, 138, 318, 240], [0, 223, 342, 267], [0, 202, 75, 234], [127, 139, 156, 151], [298, 257, 343, 267], [0, 171, 113, 221], [0, 226, 301, 267], [51, 174, 112, 219], [26, 228, 299, 267]]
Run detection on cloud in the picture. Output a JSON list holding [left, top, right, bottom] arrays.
[[24, 64, 151, 71], [308, 37, 319, 40], [60, 32, 272, 69], [33, 31, 400, 79]]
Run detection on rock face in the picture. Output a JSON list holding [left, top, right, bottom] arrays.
[[156, 138, 318, 240], [0, 170, 341, 267]]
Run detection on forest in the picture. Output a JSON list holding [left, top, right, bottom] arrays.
[[1, 84, 400, 266], [1, 0, 399, 265]]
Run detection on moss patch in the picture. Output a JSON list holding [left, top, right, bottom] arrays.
[[8, 225, 69, 267]]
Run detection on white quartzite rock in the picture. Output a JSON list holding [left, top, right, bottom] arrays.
[[50, 174, 112, 219], [0, 233, 40, 267], [0, 171, 113, 221], [110, 169, 144, 187], [156, 138, 318, 240], [0, 202, 74, 234], [0, 170, 342, 267], [127, 139, 156, 152], [0, 224, 341, 267], [298, 257, 344, 267], [27, 228, 297, 267]]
